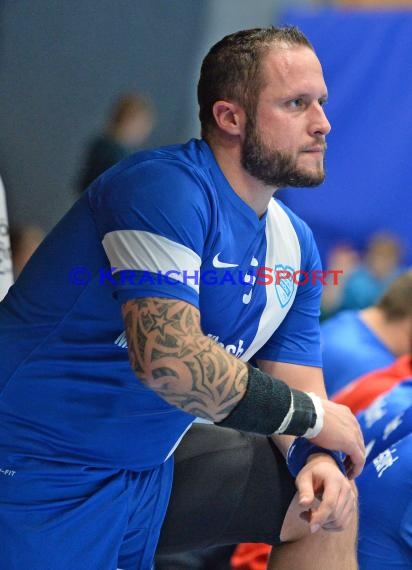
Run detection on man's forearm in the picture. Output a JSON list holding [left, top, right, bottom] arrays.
[[122, 298, 322, 438], [257, 361, 328, 399], [122, 297, 248, 422]]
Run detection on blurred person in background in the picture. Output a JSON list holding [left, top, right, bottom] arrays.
[[354, 382, 412, 570], [9, 225, 45, 279], [320, 242, 360, 320], [356, 432, 412, 569], [76, 92, 155, 193], [321, 269, 412, 397], [333, 354, 412, 415], [339, 232, 404, 311], [356, 379, 412, 463]]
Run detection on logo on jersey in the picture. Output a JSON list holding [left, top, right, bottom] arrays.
[[274, 264, 295, 308], [212, 253, 239, 269], [114, 331, 128, 349], [373, 446, 399, 478], [0, 467, 16, 477]]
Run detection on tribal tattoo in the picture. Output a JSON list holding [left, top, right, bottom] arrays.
[[122, 298, 248, 422]]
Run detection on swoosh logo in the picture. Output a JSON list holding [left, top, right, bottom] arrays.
[[212, 253, 239, 269]]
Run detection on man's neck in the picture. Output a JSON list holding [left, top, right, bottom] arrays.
[[208, 138, 278, 219], [359, 307, 410, 357]]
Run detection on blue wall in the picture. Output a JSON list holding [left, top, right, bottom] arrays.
[[278, 8, 412, 264]]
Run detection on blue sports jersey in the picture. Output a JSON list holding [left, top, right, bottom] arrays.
[[357, 434, 412, 569], [320, 310, 394, 397], [0, 139, 322, 470], [357, 380, 412, 463]]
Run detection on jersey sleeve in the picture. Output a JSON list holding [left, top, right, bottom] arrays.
[[90, 157, 212, 307], [254, 209, 322, 367]]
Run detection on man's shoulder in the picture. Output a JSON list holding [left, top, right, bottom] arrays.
[[110, 138, 212, 179], [95, 139, 218, 201], [89, 139, 218, 213]]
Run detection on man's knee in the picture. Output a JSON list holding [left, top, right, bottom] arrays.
[[269, 483, 359, 570]]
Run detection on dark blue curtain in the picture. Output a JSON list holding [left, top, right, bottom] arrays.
[[277, 8, 412, 265]]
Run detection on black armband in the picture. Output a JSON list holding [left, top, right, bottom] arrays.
[[216, 364, 318, 437]]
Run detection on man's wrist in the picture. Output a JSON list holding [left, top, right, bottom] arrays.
[[216, 365, 320, 438], [275, 389, 324, 437], [301, 392, 324, 439], [305, 451, 341, 466], [286, 437, 346, 478]]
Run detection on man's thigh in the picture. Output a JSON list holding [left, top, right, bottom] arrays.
[[0, 454, 172, 570], [156, 423, 296, 555]]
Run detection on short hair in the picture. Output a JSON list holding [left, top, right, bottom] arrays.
[[197, 26, 314, 137], [376, 270, 412, 321]]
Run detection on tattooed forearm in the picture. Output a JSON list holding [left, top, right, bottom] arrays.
[[122, 298, 248, 422]]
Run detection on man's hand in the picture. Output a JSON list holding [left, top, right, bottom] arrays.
[[296, 453, 357, 534], [308, 399, 366, 478], [257, 361, 366, 478]]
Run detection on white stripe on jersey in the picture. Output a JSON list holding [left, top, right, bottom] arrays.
[[102, 230, 201, 293], [241, 200, 301, 361]]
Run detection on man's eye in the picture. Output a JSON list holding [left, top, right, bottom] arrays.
[[288, 99, 304, 109]]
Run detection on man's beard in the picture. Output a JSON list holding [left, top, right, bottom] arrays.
[[241, 118, 325, 188]]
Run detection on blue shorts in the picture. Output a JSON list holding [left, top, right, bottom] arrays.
[[0, 453, 173, 570]]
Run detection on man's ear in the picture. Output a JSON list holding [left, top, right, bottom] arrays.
[[212, 100, 245, 136]]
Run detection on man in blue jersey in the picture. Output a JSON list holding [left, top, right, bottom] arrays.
[[321, 269, 412, 397], [0, 27, 364, 569], [357, 433, 412, 569], [355, 386, 412, 569], [356, 379, 412, 463]]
